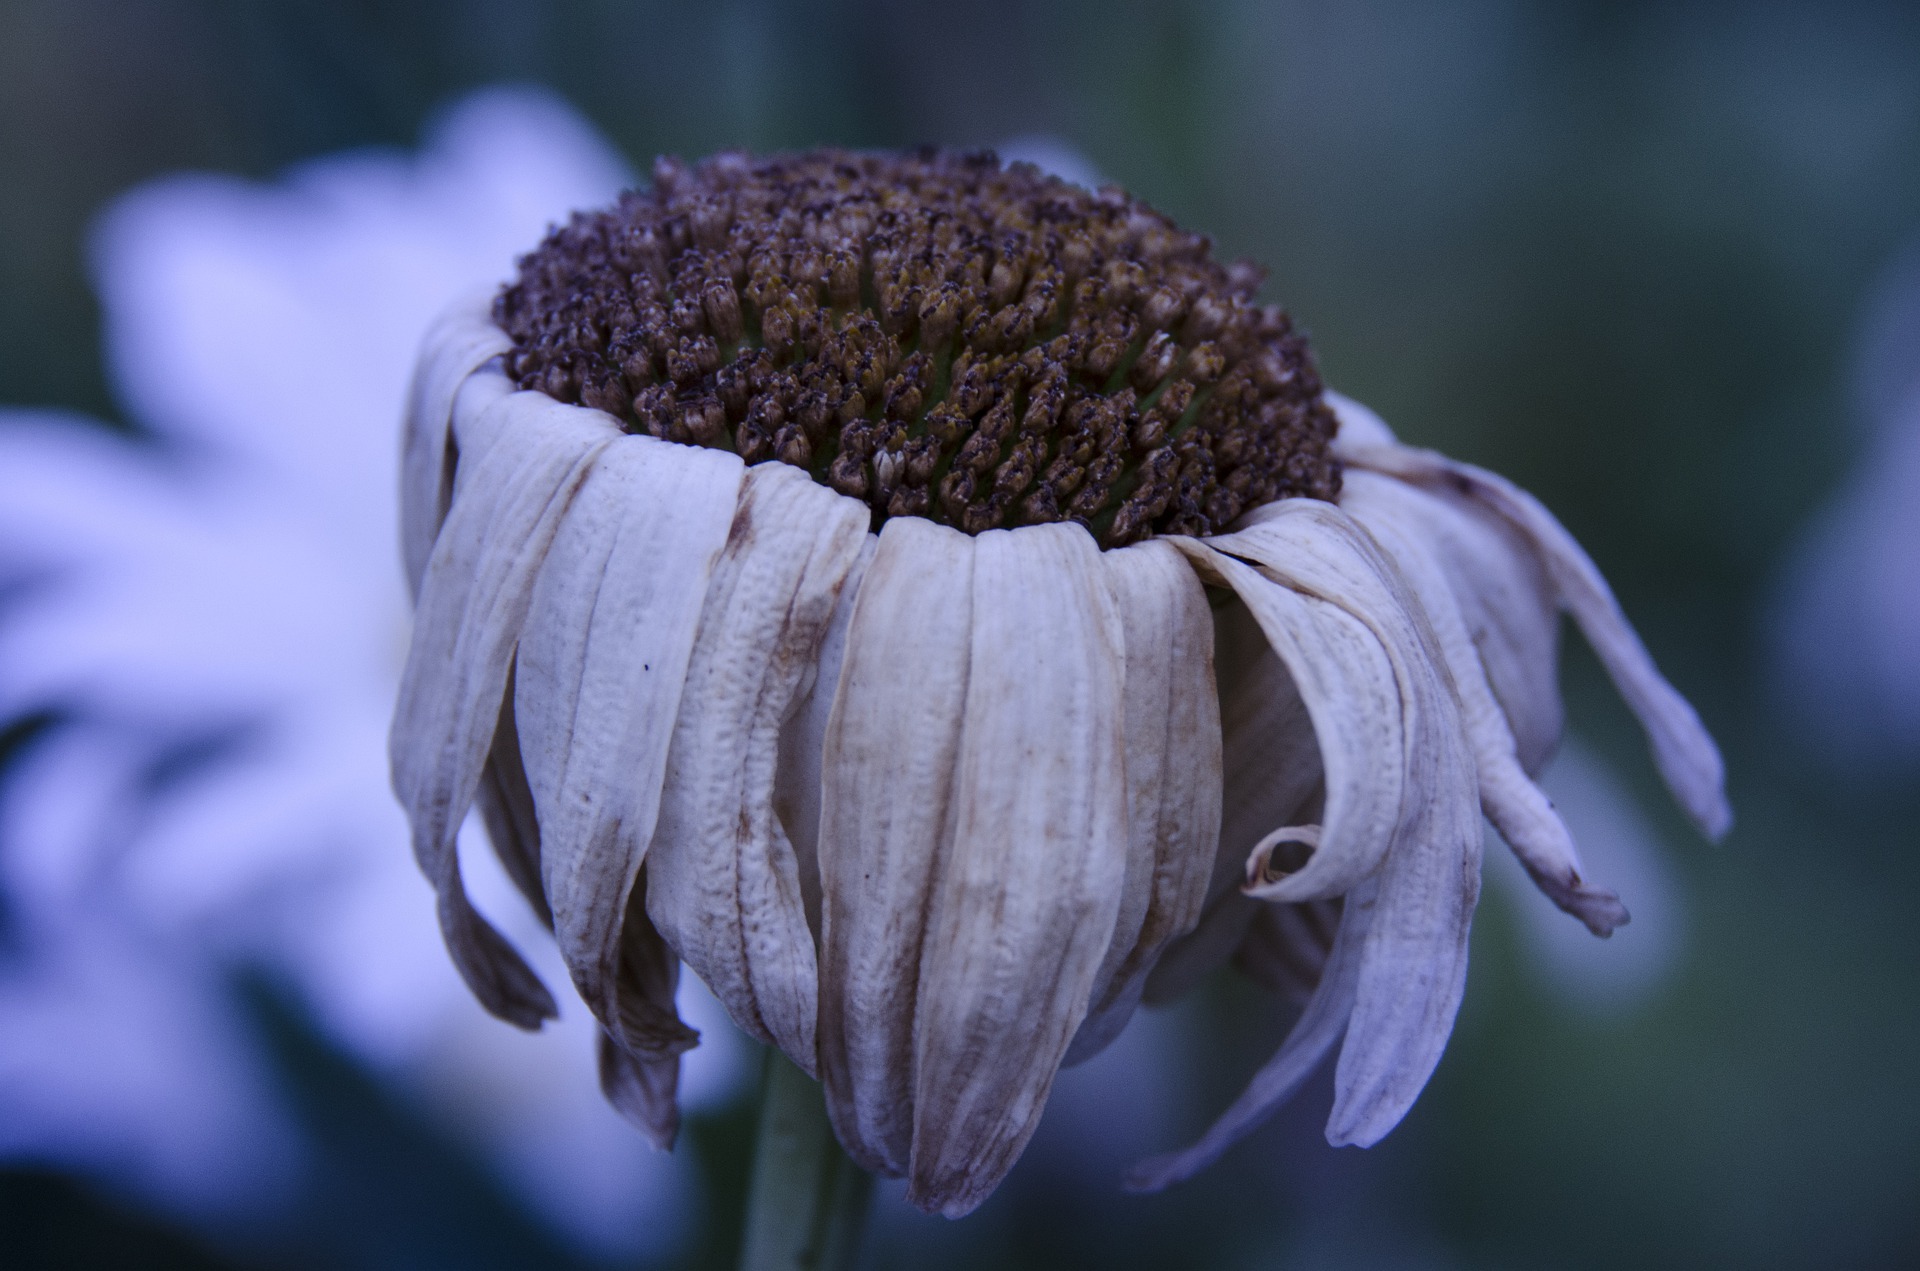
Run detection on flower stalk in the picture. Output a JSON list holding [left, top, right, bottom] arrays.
[[739, 1050, 872, 1271]]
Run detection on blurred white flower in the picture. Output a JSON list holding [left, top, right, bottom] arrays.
[[1769, 237, 1920, 773], [0, 85, 749, 1256]]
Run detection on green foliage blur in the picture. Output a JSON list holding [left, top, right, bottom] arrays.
[[2, 1, 1916, 1267]]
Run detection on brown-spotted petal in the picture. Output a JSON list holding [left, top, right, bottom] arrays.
[[646, 462, 871, 1075], [389, 387, 619, 1028], [908, 522, 1129, 1218], [514, 431, 743, 1058], [772, 536, 878, 938], [816, 517, 976, 1177]]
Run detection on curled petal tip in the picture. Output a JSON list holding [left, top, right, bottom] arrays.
[[1543, 876, 1632, 938]]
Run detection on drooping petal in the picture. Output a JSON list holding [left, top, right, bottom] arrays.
[[1125, 885, 1372, 1192], [401, 298, 513, 597], [1249, 475, 1563, 775], [1165, 535, 1404, 906], [599, 1034, 681, 1153], [772, 536, 878, 936], [1144, 599, 1322, 1003], [1328, 754, 1480, 1146], [514, 431, 743, 1059], [389, 387, 620, 1028], [817, 517, 975, 1177], [1185, 502, 1484, 1149], [1343, 441, 1731, 840], [474, 657, 549, 926], [1340, 470, 1628, 935], [908, 522, 1129, 1218], [596, 872, 692, 1150], [1065, 537, 1221, 1065], [646, 463, 871, 1074]]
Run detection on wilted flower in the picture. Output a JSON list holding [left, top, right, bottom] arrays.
[[391, 150, 1729, 1217]]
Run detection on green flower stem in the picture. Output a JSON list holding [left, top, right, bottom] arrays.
[[738, 1048, 873, 1271]]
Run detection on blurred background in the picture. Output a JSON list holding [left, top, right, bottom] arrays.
[[2, 1, 1917, 1268]]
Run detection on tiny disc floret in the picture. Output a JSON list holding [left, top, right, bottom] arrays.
[[496, 148, 1340, 546]]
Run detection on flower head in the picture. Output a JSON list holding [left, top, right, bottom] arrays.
[[392, 148, 1729, 1217]]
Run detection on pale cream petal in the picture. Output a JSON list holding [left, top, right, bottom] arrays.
[[1124, 885, 1372, 1193], [1344, 440, 1731, 840], [515, 433, 743, 1059], [1066, 538, 1222, 1065], [646, 463, 871, 1075], [1166, 535, 1404, 905], [908, 522, 1129, 1218], [1144, 599, 1322, 1003], [401, 298, 514, 597], [816, 517, 975, 1177], [389, 390, 619, 1028], [1342, 469, 1627, 935], [773, 536, 879, 936]]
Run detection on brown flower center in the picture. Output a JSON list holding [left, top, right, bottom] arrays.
[[495, 148, 1339, 546]]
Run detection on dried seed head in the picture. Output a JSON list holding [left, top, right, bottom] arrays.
[[496, 148, 1340, 546]]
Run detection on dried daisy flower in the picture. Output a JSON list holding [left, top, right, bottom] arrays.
[[390, 149, 1729, 1218]]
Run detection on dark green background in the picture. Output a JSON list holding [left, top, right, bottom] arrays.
[[3, 1, 1917, 1267]]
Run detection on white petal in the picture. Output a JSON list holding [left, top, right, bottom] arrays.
[[1343, 441, 1731, 840], [1125, 885, 1371, 1192], [1341, 470, 1627, 935], [816, 517, 976, 1176], [514, 432, 743, 1061], [389, 389, 620, 1027], [646, 463, 871, 1074], [908, 522, 1129, 1218], [1166, 533, 1404, 904], [1065, 538, 1222, 1065], [401, 297, 513, 597]]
